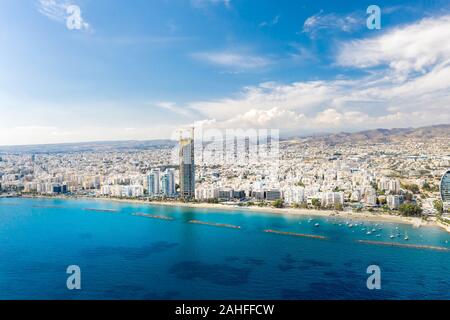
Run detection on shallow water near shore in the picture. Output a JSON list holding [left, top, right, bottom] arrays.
[[1, 197, 450, 300]]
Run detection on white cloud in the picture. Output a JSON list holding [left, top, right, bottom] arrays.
[[259, 15, 280, 28], [192, 51, 272, 70], [154, 101, 194, 118], [184, 15, 450, 135], [337, 15, 450, 77], [191, 0, 231, 9], [38, 0, 90, 31], [303, 10, 363, 37]]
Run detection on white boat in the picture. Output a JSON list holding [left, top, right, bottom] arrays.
[[314, 223, 320, 227], [367, 231, 372, 235]]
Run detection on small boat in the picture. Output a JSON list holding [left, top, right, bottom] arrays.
[[367, 231, 372, 235], [404, 230, 409, 241], [314, 223, 320, 227], [390, 235, 395, 239], [308, 218, 312, 223], [376, 234, 381, 238], [348, 224, 353, 228], [371, 228, 376, 232]]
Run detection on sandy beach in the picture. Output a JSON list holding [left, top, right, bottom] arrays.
[[101, 197, 432, 226], [18, 194, 440, 230]]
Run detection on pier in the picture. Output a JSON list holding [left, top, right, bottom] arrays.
[[83, 208, 119, 213], [32, 205, 66, 209], [188, 220, 241, 229], [263, 229, 328, 240], [357, 240, 450, 251], [132, 213, 174, 221]]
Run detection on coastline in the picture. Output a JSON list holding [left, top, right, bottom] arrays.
[[15, 194, 438, 230]]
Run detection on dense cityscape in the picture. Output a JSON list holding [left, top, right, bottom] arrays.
[[1, 125, 449, 221]]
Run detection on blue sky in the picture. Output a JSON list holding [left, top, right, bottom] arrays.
[[1, 0, 450, 145]]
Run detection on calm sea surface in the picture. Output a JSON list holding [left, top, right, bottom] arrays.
[[0, 197, 449, 300]]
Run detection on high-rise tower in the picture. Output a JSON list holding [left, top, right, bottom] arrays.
[[161, 169, 175, 197], [179, 128, 195, 199], [147, 169, 160, 196], [441, 170, 450, 203]]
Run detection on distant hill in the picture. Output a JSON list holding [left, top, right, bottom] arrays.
[[1, 124, 449, 154], [299, 124, 450, 144], [0, 139, 176, 154]]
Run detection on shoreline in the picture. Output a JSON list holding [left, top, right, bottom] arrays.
[[13, 194, 440, 230]]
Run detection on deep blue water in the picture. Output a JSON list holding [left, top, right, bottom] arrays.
[[0, 197, 449, 300]]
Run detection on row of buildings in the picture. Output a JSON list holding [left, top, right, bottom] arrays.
[[1, 129, 449, 214]]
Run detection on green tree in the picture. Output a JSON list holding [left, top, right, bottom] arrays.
[[404, 192, 413, 202], [273, 199, 284, 208], [399, 203, 423, 217], [299, 202, 309, 209], [403, 184, 420, 194], [311, 198, 321, 209], [434, 199, 444, 215]]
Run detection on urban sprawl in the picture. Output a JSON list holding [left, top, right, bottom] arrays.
[[1, 131, 449, 218]]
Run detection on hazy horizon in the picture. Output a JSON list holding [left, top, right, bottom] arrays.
[[0, 123, 448, 148]]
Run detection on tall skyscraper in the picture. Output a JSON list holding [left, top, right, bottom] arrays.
[[179, 129, 195, 198], [161, 169, 175, 197], [441, 170, 450, 203], [147, 169, 160, 196]]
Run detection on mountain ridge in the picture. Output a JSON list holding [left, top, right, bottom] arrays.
[[0, 124, 448, 154]]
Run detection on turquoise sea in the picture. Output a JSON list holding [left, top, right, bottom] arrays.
[[0, 197, 449, 300]]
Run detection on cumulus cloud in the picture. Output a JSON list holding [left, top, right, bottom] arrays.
[[185, 14, 450, 135], [337, 15, 450, 76]]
